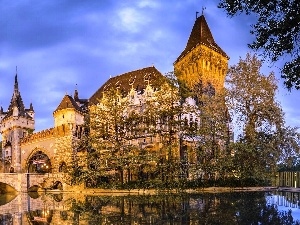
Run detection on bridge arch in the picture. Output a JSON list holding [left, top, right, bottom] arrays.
[[25, 147, 53, 174]]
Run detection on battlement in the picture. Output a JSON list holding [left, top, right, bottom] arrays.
[[21, 124, 73, 144]]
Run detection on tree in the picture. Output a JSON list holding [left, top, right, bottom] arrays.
[[151, 77, 183, 182], [218, 0, 300, 90], [163, 71, 233, 182], [65, 88, 138, 188], [226, 53, 283, 139], [195, 89, 232, 181], [225, 53, 299, 182]]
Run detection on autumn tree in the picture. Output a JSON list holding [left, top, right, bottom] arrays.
[[226, 53, 299, 183], [218, 0, 300, 90]]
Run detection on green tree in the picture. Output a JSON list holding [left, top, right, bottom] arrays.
[[89, 88, 133, 186], [226, 53, 299, 182], [165, 72, 233, 183], [218, 0, 300, 90], [195, 89, 232, 181]]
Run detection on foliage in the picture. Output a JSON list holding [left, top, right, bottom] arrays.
[[226, 53, 300, 180], [68, 68, 235, 188], [195, 88, 231, 181], [226, 53, 283, 139], [218, 0, 300, 90], [68, 54, 300, 189]]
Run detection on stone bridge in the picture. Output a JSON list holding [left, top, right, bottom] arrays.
[[0, 173, 68, 193]]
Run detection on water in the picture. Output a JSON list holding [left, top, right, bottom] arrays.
[[0, 191, 300, 224]]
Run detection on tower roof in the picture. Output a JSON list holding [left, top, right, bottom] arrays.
[[3, 73, 33, 120], [54, 95, 84, 114], [89, 66, 166, 105], [175, 15, 228, 63]]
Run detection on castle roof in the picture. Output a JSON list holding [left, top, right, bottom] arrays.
[[54, 95, 84, 114], [175, 15, 228, 63], [89, 66, 166, 105], [2, 74, 33, 120]]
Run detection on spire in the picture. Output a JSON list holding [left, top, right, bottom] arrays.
[[14, 73, 18, 91], [5, 71, 26, 118], [175, 14, 228, 63], [14, 66, 19, 91]]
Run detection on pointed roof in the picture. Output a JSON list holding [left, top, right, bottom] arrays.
[[3, 73, 29, 119], [74, 89, 88, 105], [175, 15, 228, 63], [29, 103, 34, 111], [54, 95, 84, 113], [89, 66, 166, 105]]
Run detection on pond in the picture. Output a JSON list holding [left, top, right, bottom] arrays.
[[0, 190, 300, 224]]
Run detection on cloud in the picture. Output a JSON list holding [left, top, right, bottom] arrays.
[[1, 0, 300, 134], [114, 7, 150, 33], [137, 0, 160, 9]]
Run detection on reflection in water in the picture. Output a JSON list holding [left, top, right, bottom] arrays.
[[0, 191, 299, 224], [0, 193, 17, 206]]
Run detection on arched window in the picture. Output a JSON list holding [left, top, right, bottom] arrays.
[[59, 162, 67, 173]]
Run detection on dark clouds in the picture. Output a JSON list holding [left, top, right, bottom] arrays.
[[0, 0, 299, 133]]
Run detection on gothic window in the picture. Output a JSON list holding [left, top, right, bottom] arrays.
[[59, 162, 67, 173]]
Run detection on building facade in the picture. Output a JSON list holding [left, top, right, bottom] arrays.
[[0, 14, 230, 188]]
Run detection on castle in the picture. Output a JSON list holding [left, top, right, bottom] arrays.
[[0, 14, 229, 187]]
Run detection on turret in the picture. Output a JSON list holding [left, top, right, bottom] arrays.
[[27, 103, 35, 119], [53, 94, 85, 128], [0, 107, 5, 122]]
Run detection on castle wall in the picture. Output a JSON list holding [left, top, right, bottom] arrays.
[[20, 124, 75, 173]]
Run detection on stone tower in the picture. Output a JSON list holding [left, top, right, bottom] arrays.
[[52, 90, 87, 172], [53, 89, 88, 128], [0, 74, 35, 173], [174, 14, 229, 92]]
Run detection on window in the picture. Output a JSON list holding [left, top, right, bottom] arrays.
[[59, 162, 67, 173]]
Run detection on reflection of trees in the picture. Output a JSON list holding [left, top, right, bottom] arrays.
[[67, 193, 300, 225], [0, 214, 13, 225], [21, 192, 300, 224]]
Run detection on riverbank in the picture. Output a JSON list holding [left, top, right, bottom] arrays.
[[44, 186, 279, 196]]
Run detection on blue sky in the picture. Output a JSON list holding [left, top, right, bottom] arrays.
[[0, 0, 299, 132]]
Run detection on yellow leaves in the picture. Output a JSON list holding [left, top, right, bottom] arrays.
[[226, 53, 283, 136]]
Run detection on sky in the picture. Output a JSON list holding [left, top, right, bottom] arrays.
[[0, 0, 299, 133]]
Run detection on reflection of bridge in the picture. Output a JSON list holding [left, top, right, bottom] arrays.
[[0, 192, 73, 224]]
